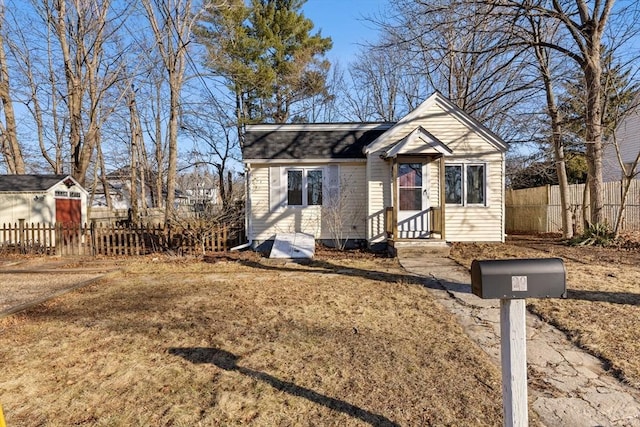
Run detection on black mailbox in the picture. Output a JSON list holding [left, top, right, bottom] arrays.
[[471, 258, 566, 299]]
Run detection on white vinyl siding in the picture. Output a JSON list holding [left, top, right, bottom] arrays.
[[603, 107, 640, 182], [444, 153, 504, 242], [365, 97, 505, 243], [366, 155, 392, 243], [249, 163, 367, 242], [0, 193, 54, 225]]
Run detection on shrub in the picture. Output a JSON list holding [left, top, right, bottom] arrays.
[[569, 222, 615, 247]]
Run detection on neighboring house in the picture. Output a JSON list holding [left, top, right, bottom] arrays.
[[177, 172, 219, 212], [603, 102, 640, 182], [241, 92, 507, 250], [90, 167, 156, 209], [0, 174, 88, 225], [91, 167, 210, 210]]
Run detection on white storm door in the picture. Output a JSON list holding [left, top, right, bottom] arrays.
[[397, 162, 429, 239]]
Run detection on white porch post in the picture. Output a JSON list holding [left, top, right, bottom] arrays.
[[439, 156, 446, 240], [391, 159, 398, 240]]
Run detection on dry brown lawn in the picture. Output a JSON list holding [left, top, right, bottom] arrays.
[[451, 236, 640, 389], [0, 253, 503, 426]]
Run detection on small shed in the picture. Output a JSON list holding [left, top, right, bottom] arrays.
[[0, 174, 88, 226]]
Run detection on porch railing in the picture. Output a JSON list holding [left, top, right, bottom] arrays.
[[385, 206, 442, 239]]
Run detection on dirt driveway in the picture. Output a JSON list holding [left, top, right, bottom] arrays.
[[0, 257, 123, 317]]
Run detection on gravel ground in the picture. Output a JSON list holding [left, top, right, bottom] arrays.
[[0, 257, 122, 316]]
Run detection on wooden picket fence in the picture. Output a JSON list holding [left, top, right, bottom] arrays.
[[0, 220, 241, 256]]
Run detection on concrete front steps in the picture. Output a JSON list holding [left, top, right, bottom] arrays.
[[388, 239, 451, 258]]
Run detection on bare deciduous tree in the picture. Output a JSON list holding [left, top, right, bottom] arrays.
[[504, 0, 639, 225], [522, 13, 574, 237], [0, 3, 24, 173], [369, 0, 537, 137], [182, 94, 239, 211], [142, 0, 198, 225], [44, 0, 129, 185]]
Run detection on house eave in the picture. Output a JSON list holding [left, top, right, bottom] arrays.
[[53, 175, 89, 195], [246, 122, 394, 132], [243, 158, 367, 165], [381, 126, 454, 159]]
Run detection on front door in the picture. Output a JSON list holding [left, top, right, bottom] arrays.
[[397, 162, 429, 238]]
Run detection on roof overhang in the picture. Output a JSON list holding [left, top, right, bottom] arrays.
[[243, 158, 367, 165], [380, 126, 453, 159], [245, 122, 394, 132]]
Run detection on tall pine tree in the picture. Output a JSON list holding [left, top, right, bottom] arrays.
[[198, 0, 332, 137]]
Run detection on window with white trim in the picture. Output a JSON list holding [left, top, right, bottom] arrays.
[[287, 168, 323, 206], [445, 163, 486, 206]]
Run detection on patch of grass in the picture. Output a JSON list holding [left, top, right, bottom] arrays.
[[451, 240, 640, 388], [0, 257, 503, 426]]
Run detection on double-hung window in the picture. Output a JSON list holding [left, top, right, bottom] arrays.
[[445, 163, 486, 206], [287, 168, 323, 206]]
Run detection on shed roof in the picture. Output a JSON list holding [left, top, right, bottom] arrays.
[[242, 123, 393, 161], [0, 174, 71, 192]]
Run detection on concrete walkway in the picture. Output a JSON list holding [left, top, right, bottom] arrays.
[[399, 253, 640, 426]]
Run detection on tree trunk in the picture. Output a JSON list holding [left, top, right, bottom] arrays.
[[552, 125, 573, 238], [227, 169, 233, 209], [164, 81, 179, 225], [583, 52, 605, 225], [138, 139, 149, 216], [128, 91, 141, 222], [530, 19, 573, 238], [154, 84, 164, 209], [97, 143, 112, 210], [0, 16, 25, 174], [217, 165, 226, 210]]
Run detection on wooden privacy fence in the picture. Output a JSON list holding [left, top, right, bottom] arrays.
[[0, 220, 242, 256], [506, 180, 640, 234]]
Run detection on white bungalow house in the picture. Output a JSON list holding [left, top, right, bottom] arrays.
[[0, 174, 88, 226], [241, 92, 507, 251]]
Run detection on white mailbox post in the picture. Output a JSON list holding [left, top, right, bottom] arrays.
[[471, 258, 566, 427]]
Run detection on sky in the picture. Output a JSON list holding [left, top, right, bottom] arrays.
[[301, 0, 388, 66]]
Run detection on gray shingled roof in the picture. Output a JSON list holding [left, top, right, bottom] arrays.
[[242, 124, 393, 160], [0, 174, 70, 192]]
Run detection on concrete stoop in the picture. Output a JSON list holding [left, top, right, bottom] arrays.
[[388, 240, 451, 258]]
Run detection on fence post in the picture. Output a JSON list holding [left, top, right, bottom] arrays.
[[19, 218, 25, 251], [47, 223, 53, 254], [90, 222, 96, 256], [55, 223, 62, 256]]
